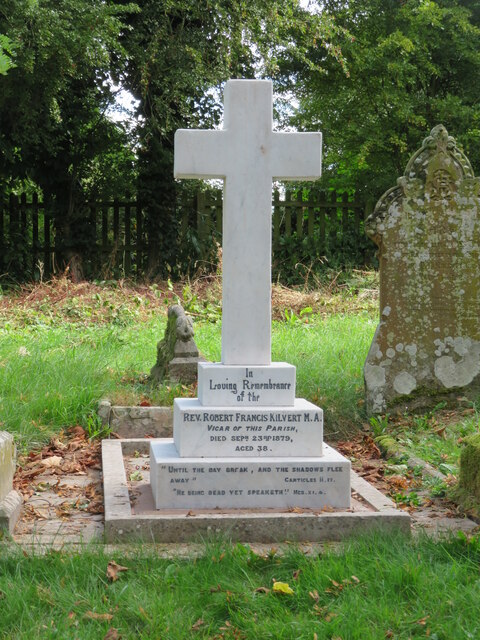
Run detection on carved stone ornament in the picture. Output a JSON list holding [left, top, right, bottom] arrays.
[[364, 125, 480, 414], [150, 304, 204, 385]]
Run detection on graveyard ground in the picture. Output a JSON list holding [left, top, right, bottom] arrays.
[[1, 272, 480, 638]]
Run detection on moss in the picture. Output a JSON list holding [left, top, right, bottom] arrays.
[[385, 383, 480, 415], [458, 433, 480, 502], [374, 434, 404, 460]]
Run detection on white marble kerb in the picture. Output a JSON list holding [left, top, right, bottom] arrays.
[[174, 80, 322, 366]]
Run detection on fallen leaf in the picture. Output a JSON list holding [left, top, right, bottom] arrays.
[[254, 586, 270, 594], [309, 589, 320, 602], [385, 631, 394, 638], [191, 618, 205, 631], [106, 561, 128, 582], [104, 629, 120, 640], [293, 569, 302, 580], [51, 438, 67, 451], [68, 425, 86, 439], [42, 456, 63, 468], [210, 584, 222, 593], [272, 581, 294, 595], [84, 611, 113, 622], [36, 585, 55, 605], [416, 616, 429, 625], [435, 426, 447, 439]]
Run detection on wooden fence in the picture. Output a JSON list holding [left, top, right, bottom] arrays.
[[0, 190, 374, 281]]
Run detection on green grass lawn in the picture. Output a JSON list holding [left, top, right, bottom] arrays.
[[0, 293, 376, 449], [1, 532, 480, 639], [2, 277, 480, 640]]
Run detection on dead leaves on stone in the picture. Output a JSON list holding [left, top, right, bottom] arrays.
[[15, 425, 101, 495], [14, 426, 103, 523]]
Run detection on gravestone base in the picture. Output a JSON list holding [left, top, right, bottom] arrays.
[[102, 439, 410, 542], [150, 439, 350, 510]]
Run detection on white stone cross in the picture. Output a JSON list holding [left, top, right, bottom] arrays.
[[174, 79, 322, 365]]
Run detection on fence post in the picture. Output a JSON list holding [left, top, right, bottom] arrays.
[[215, 190, 222, 237], [102, 205, 108, 262], [341, 191, 349, 247], [89, 203, 97, 275], [196, 191, 206, 244], [32, 192, 39, 277], [124, 204, 131, 276], [136, 200, 143, 275], [0, 197, 4, 275], [296, 191, 304, 239], [307, 192, 315, 239], [44, 198, 51, 279], [285, 190, 292, 237], [273, 189, 280, 249], [328, 190, 337, 250], [353, 191, 361, 238]]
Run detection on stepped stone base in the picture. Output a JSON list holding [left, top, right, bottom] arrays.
[[173, 397, 323, 457], [102, 439, 410, 543], [151, 439, 349, 510]]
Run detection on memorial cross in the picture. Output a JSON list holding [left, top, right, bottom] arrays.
[[174, 79, 322, 365]]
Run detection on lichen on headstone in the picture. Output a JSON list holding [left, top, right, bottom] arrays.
[[364, 125, 480, 414], [451, 432, 480, 516], [150, 304, 204, 385]]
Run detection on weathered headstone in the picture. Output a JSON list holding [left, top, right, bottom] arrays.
[[455, 433, 480, 513], [364, 125, 480, 414], [150, 304, 204, 385], [150, 79, 350, 510], [0, 431, 22, 534]]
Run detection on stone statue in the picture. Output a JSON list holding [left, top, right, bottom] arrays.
[[150, 305, 203, 385]]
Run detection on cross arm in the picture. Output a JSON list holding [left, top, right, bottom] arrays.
[[271, 132, 322, 181], [174, 129, 228, 179]]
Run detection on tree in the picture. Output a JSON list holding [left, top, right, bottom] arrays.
[[0, 34, 15, 75], [290, 0, 480, 201], [116, 0, 348, 276], [0, 0, 135, 279]]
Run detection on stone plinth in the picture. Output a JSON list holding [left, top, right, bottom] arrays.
[[365, 125, 480, 414], [173, 398, 323, 458], [150, 440, 350, 510]]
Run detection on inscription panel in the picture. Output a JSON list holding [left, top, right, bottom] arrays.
[[198, 362, 296, 406], [174, 398, 323, 457], [150, 440, 350, 509]]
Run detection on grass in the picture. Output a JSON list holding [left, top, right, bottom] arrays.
[[0, 277, 376, 450], [2, 273, 480, 638], [370, 406, 480, 506], [1, 532, 480, 639]]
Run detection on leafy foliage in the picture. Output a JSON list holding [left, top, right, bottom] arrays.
[[291, 0, 480, 200]]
